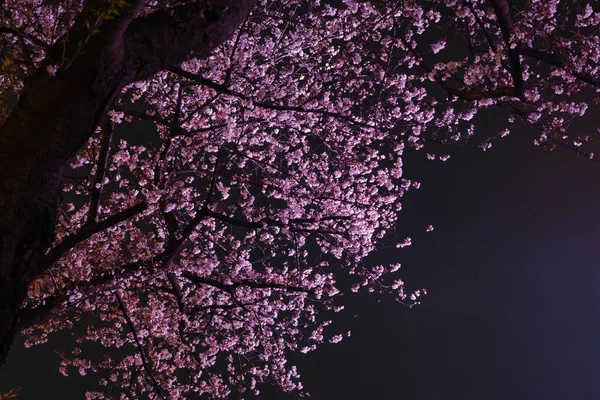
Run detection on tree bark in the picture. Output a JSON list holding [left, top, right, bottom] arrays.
[[0, 0, 257, 368]]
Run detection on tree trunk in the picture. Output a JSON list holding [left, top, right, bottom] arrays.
[[0, 0, 257, 368]]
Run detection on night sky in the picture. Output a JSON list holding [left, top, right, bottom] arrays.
[[2, 126, 600, 399]]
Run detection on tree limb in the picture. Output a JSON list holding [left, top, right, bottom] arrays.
[[168, 67, 374, 128], [489, 0, 525, 98], [518, 45, 600, 87], [124, 0, 259, 83], [181, 271, 312, 295], [116, 291, 166, 400], [87, 117, 115, 224], [40, 202, 148, 270]]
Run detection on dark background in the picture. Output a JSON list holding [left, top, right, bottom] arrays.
[[2, 126, 600, 399]]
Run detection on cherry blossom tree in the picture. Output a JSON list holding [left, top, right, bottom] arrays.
[[1, 0, 599, 398]]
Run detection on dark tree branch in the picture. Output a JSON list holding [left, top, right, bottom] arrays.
[[167, 273, 187, 313], [18, 260, 143, 330], [181, 271, 312, 295], [518, 45, 600, 87], [154, 82, 185, 187], [168, 67, 374, 128], [204, 208, 349, 236], [464, 0, 498, 53], [397, 33, 518, 101], [489, 0, 525, 98], [19, 207, 207, 330], [0, 26, 48, 49], [117, 108, 227, 136], [116, 291, 166, 400], [162, 210, 207, 265], [161, 208, 179, 246], [41, 202, 148, 270], [124, 0, 259, 83], [87, 117, 115, 224], [290, 215, 352, 223]]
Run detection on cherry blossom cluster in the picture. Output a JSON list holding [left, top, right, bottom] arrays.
[[3, 0, 600, 398]]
